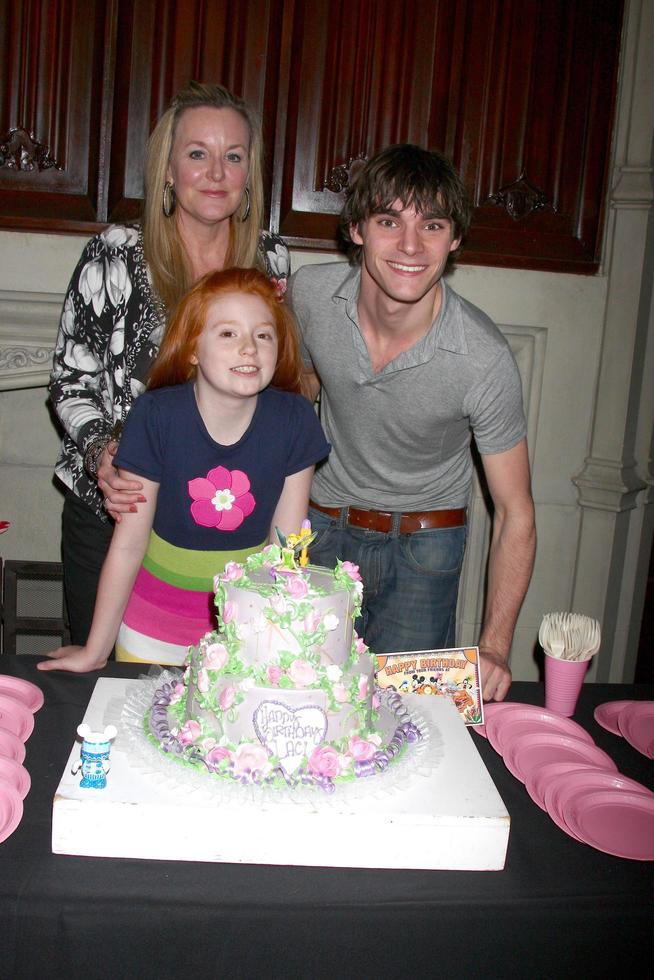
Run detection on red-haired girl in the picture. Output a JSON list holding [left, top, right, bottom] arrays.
[[39, 268, 329, 671]]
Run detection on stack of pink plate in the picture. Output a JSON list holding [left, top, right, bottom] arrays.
[[594, 700, 654, 759], [476, 702, 654, 860], [0, 675, 43, 845]]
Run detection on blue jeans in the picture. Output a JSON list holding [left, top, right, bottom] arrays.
[[308, 506, 467, 655]]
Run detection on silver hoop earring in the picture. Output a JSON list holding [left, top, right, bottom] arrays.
[[240, 186, 251, 222], [162, 181, 176, 218]]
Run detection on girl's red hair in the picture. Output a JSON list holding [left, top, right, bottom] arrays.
[[148, 268, 301, 393]]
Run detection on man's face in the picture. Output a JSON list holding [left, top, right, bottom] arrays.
[[350, 200, 461, 307]]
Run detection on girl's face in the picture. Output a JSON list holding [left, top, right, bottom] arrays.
[[191, 291, 278, 401], [167, 106, 250, 231]]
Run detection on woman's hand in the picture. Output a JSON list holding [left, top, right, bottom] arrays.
[[37, 645, 109, 673], [97, 441, 146, 522]]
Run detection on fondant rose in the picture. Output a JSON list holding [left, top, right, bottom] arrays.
[[333, 682, 349, 703], [218, 685, 236, 711], [348, 735, 376, 761], [169, 682, 185, 705], [326, 664, 343, 682], [341, 561, 362, 582], [204, 643, 228, 670], [232, 743, 270, 775], [355, 636, 368, 656], [308, 745, 341, 777], [200, 737, 217, 752], [206, 745, 231, 768], [286, 575, 309, 599], [357, 674, 368, 701], [304, 610, 322, 633], [372, 692, 381, 710], [323, 613, 339, 632], [197, 668, 210, 693], [178, 719, 201, 746], [188, 466, 255, 531], [267, 664, 283, 686], [221, 601, 236, 625], [222, 561, 244, 581], [288, 659, 317, 688], [270, 594, 287, 615]]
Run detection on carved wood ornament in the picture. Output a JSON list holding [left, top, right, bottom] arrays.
[[0, 128, 62, 172], [323, 155, 368, 194], [487, 171, 554, 221]]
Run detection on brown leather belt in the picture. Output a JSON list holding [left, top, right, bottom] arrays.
[[310, 500, 466, 534]]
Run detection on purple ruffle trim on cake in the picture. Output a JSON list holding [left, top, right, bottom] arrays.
[[147, 682, 422, 793]]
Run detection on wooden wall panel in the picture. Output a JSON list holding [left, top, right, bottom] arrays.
[[0, 0, 110, 229], [272, 0, 623, 272], [0, 0, 623, 273]]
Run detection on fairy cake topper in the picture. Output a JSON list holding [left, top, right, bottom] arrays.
[[274, 519, 316, 571]]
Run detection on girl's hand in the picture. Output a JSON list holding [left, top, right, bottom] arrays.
[[97, 441, 146, 522], [37, 645, 109, 673]]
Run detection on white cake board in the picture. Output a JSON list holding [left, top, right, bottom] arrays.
[[52, 678, 510, 870]]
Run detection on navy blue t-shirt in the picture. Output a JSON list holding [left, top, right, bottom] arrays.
[[114, 383, 329, 551]]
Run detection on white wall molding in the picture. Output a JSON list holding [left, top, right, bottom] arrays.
[[573, 456, 646, 512], [0, 289, 62, 390], [571, 0, 654, 681]]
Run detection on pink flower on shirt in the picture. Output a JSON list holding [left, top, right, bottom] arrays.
[[188, 466, 255, 531]]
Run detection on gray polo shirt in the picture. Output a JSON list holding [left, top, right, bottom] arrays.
[[288, 262, 526, 511]]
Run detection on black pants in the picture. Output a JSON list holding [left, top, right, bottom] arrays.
[[61, 492, 114, 645]]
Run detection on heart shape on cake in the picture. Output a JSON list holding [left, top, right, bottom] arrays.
[[253, 700, 327, 776]]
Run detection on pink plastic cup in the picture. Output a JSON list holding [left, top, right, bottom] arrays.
[[544, 653, 589, 717]]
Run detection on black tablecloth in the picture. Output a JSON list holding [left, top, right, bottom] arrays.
[[0, 655, 652, 980]]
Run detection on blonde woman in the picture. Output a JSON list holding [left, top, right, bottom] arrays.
[[50, 81, 290, 645]]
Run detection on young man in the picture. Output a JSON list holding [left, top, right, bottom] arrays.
[[287, 144, 536, 701]]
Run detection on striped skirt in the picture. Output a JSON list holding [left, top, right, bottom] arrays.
[[115, 530, 262, 666]]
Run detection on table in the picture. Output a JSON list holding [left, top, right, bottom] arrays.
[[1, 655, 652, 980]]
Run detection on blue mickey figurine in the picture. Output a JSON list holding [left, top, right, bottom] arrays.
[[72, 724, 117, 789]]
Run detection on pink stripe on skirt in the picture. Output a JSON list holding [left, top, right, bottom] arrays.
[[122, 568, 214, 645]]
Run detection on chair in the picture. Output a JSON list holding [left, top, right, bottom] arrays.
[[0, 559, 70, 655]]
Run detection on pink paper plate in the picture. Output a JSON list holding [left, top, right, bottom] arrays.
[[593, 700, 634, 736], [475, 701, 536, 740], [0, 694, 34, 742], [617, 702, 654, 758], [503, 732, 617, 783], [542, 775, 585, 841], [0, 726, 26, 764], [0, 756, 31, 800], [525, 761, 599, 811], [0, 780, 23, 844], [543, 767, 653, 837], [0, 675, 44, 713], [563, 789, 654, 860], [486, 708, 594, 756]]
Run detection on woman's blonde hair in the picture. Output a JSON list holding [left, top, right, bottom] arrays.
[[142, 81, 264, 313]]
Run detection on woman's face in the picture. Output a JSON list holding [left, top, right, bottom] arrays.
[[167, 106, 250, 232]]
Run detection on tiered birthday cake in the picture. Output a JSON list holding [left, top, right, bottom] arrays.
[[146, 537, 420, 791]]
